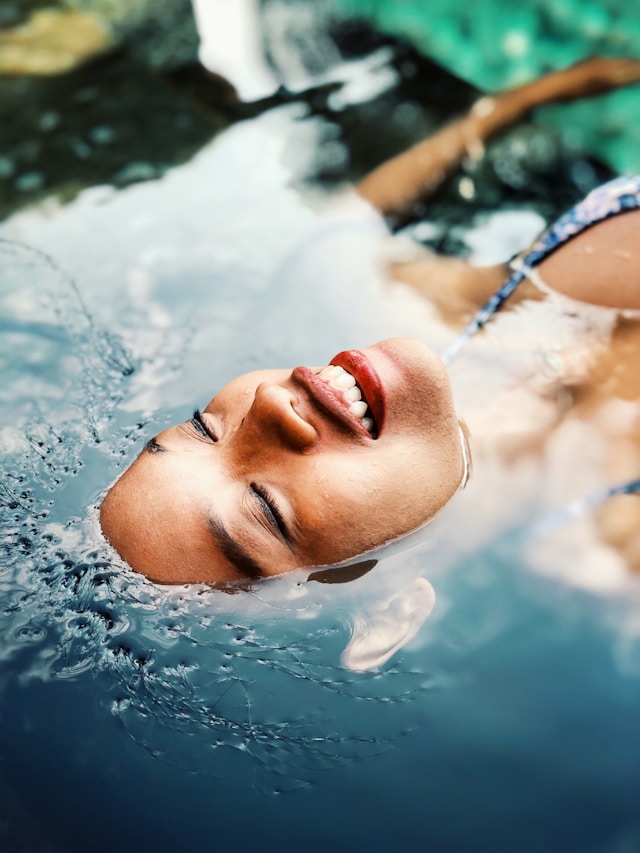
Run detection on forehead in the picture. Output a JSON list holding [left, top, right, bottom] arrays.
[[99, 451, 230, 581]]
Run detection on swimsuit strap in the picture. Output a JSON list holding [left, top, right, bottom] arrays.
[[441, 175, 640, 529], [442, 175, 640, 364]]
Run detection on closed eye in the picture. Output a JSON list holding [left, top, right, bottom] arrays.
[[250, 483, 291, 546], [190, 409, 218, 442]]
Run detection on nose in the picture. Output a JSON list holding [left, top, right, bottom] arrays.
[[242, 382, 317, 451]]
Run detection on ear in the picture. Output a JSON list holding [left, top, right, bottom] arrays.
[[341, 577, 436, 672], [307, 558, 378, 585]]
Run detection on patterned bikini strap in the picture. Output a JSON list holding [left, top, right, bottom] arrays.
[[442, 175, 640, 526], [441, 174, 640, 365]]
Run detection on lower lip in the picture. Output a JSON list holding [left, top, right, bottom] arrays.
[[329, 349, 386, 433], [291, 366, 377, 439]]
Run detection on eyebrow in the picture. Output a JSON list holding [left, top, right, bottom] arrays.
[[208, 516, 268, 580]]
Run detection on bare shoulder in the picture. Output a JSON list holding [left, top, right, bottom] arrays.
[[535, 208, 640, 311]]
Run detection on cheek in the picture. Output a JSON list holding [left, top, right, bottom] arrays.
[[363, 439, 457, 526], [328, 458, 410, 532], [395, 369, 457, 435], [295, 452, 442, 563]]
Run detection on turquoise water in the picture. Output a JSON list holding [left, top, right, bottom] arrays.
[[1, 10, 640, 852], [338, 0, 640, 172]]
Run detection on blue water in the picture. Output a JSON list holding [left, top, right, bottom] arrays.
[[2, 25, 640, 853]]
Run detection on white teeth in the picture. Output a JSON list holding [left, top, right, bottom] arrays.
[[319, 365, 343, 380], [334, 372, 356, 389], [317, 363, 377, 435], [349, 401, 368, 419]]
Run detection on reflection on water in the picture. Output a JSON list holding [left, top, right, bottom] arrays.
[[1, 9, 640, 853]]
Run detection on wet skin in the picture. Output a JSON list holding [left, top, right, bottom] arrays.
[[99, 338, 466, 584]]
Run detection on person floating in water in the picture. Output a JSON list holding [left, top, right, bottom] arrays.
[[99, 57, 640, 583]]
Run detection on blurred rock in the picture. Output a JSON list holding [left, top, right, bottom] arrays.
[[0, 0, 199, 75], [0, 3, 613, 228], [0, 8, 112, 75], [0, 50, 230, 219]]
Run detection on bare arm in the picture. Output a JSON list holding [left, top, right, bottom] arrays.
[[358, 57, 640, 220], [359, 57, 640, 318]]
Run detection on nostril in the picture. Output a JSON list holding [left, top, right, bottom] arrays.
[[256, 385, 318, 450], [252, 383, 317, 450]]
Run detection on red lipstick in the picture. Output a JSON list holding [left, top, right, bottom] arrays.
[[291, 364, 377, 439], [329, 349, 386, 434]]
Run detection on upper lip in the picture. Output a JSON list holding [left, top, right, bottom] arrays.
[[291, 350, 385, 440]]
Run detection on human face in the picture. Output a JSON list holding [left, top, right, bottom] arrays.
[[99, 337, 466, 584]]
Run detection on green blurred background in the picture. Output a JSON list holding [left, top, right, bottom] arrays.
[[338, 0, 640, 172], [1, 0, 638, 222]]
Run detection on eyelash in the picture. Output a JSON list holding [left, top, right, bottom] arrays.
[[190, 409, 217, 442], [251, 483, 288, 541]]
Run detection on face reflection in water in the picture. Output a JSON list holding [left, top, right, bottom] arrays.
[[99, 338, 466, 584]]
